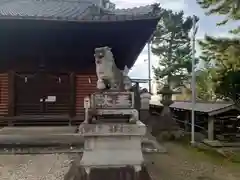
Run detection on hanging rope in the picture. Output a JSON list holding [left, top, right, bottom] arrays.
[[14, 72, 38, 83], [14, 72, 37, 79], [14, 72, 69, 84]]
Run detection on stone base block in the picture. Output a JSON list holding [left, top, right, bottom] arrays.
[[79, 121, 146, 173], [203, 139, 222, 147], [81, 149, 143, 170], [66, 164, 151, 180], [139, 110, 150, 125]]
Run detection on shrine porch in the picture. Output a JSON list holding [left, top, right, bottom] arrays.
[[0, 115, 85, 127]]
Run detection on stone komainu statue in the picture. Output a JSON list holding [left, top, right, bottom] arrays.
[[94, 46, 131, 91]]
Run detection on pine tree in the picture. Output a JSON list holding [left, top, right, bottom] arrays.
[[196, 68, 217, 101], [197, 0, 240, 34], [197, 0, 240, 105], [152, 10, 199, 89], [199, 36, 240, 104]]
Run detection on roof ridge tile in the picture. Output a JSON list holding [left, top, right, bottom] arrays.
[[0, 0, 162, 22]]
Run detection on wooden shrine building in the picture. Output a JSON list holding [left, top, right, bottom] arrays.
[[0, 0, 161, 126], [170, 101, 240, 142]]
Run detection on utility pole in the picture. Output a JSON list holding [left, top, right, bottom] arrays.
[[147, 41, 152, 93], [191, 15, 198, 145]]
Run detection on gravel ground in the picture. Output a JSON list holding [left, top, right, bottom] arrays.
[[144, 142, 240, 180], [2, 143, 238, 180], [0, 153, 75, 180], [1, 125, 239, 180]]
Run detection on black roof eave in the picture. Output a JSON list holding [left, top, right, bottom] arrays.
[[0, 16, 161, 71], [122, 16, 161, 68]]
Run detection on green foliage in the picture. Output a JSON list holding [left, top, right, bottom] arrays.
[[196, 68, 217, 101], [152, 10, 199, 89], [199, 36, 240, 104], [197, 0, 240, 34], [197, 0, 240, 103]]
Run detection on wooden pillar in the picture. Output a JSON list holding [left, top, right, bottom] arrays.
[[70, 72, 76, 117], [208, 116, 215, 141], [8, 71, 15, 117]]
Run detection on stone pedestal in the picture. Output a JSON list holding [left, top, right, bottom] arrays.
[[79, 121, 146, 176], [140, 92, 151, 125], [140, 92, 151, 110]]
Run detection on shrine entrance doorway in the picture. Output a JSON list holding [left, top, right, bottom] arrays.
[[15, 72, 71, 115]]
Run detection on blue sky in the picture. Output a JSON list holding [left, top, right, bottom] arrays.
[[111, 0, 239, 82]]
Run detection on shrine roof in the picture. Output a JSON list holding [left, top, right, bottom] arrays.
[[0, 1, 162, 70], [0, 0, 161, 22], [150, 100, 239, 116], [170, 101, 234, 114]]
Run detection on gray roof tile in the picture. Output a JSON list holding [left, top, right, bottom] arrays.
[[0, 0, 161, 22], [0, 0, 93, 19], [170, 101, 233, 113], [114, 5, 153, 15], [150, 100, 234, 113]]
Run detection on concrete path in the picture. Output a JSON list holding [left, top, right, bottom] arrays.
[[0, 126, 163, 157], [0, 134, 83, 145], [0, 126, 170, 179], [0, 126, 83, 146], [0, 126, 78, 135]]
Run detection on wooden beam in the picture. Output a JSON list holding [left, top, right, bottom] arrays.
[[209, 105, 239, 116], [8, 71, 15, 117]]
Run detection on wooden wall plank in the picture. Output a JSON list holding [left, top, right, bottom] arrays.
[[75, 74, 97, 115], [8, 71, 15, 116], [70, 72, 76, 117], [0, 73, 9, 116]]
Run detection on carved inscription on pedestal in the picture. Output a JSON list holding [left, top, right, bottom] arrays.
[[79, 124, 143, 135], [92, 92, 134, 109], [108, 124, 124, 133]]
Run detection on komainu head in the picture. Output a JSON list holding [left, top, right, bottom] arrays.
[[94, 46, 114, 65], [94, 46, 132, 91]]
